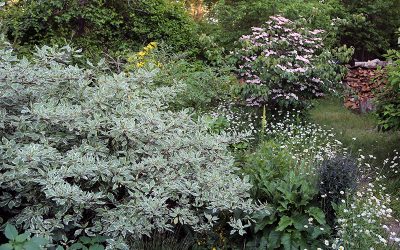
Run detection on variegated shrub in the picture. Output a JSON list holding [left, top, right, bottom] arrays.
[[0, 38, 254, 249]]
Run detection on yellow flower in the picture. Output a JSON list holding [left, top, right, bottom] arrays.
[[137, 51, 146, 57], [144, 42, 157, 51], [212, 248, 217, 250], [136, 62, 144, 68]]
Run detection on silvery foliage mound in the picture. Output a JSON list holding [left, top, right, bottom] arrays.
[[0, 38, 254, 248]]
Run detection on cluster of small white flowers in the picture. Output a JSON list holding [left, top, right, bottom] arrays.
[[208, 102, 259, 137], [265, 111, 344, 170], [335, 151, 400, 249]]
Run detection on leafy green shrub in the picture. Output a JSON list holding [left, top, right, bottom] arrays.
[[234, 16, 352, 109], [0, 0, 199, 58], [168, 63, 236, 110], [317, 156, 359, 225], [207, 0, 399, 59], [337, 0, 400, 60], [242, 140, 294, 198], [242, 141, 330, 249], [376, 49, 400, 131], [207, 0, 347, 51], [122, 42, 237, 110], [0, 224, 48, 250], [154, 59, 236, 110], [0, 42, 254, 248], [207, 0, 277, 51], [249, 173, 330, 249]]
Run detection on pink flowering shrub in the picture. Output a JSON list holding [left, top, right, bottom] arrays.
[[235, 15, 352, 108]]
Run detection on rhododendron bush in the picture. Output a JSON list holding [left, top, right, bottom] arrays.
[[235, 16, 353, 108]]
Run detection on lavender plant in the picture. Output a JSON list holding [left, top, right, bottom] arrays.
[[0, 39, 255, 249], [318, 156, 359, 225]]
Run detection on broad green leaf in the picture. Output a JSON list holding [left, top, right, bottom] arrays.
[[267, 230, 281, 249], [281, 233, 296, 250], [15, 232, 30, 243], [4, 224, 18, 240], [89, 244, 105, 250], [311, 226, 329, 239], [70, 243, 85, 250], [79, 236, 91, 244], [93, 236, 107, 243], [14, 245, 24, 250], [30, 237, 48, 246], [0, 243, 13, 250], [254, 212, 276, 232], [276, 216, 293, 231], [24, 242, 42, 250], [292, 213, 309, 231], [258, 234, 269, 249], [306, 207, 326, 225]]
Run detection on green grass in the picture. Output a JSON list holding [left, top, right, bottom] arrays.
[[309, 97, 400, 163]]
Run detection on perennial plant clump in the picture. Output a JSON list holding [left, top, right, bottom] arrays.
[[0, 39, 255, 248], [235, 15, 352, 108], [240, 126, 332, 249]]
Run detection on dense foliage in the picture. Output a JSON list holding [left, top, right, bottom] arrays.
[[0, 0, 199, 58], [339, 0, 400, 60], [376, 49, 400, 130], [234, 16, 352, 109], [124, 42, 236, 110], [206, 0, 346, 51], [0, 41, 254, 248], [206, 0, 400, 60], [242, 141, 330, 249]]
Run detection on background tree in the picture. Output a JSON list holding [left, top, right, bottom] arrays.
[[0, 0, 199, 58], [339, 0, 400, 60]]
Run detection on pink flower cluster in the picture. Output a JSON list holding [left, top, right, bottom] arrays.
[[235, 15, 329, 107]]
